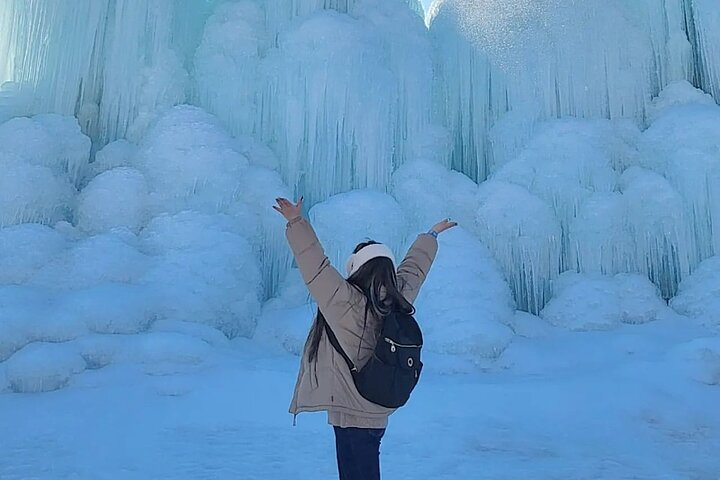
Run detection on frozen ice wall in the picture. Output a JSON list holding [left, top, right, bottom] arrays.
[[428, 0, 718, 182], [1, 0, 430, 202], [0, 0, 222, 144], [2, 0, 720, 380], [195, 0, 434, 205]]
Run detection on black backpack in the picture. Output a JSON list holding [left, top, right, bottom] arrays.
[[324, 310, 423, 409]]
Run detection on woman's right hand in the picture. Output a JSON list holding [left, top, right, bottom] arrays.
[[431, 218, 458, 235], [273, 197, 304, 221]]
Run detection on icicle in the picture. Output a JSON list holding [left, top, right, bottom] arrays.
[[473, 180, 561, 314], [620, 167, 694, 299], [688, 0, 720, 100], [569, 193, 635, 275]]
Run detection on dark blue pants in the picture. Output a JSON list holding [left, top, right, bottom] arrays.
[[333, 426, 386, 480]]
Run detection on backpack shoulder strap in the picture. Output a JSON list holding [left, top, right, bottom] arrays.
[[323, 320, 358, 373]]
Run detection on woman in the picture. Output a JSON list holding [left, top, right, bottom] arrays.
[[274, 197, 456, 480]]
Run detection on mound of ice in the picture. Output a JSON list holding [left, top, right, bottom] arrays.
[[647, 81, 716, 122], [472, 180, 561, 314], [76, 168, 149, 234], [505, 311, 554, 338], [0, 114, 90, 184], [492, 118, 627, 180], [139, 211, 262, 337], [643, 102, 720, 173], [131, 105, 291, 296], [0, 224, 67, 284], [415, 227, 515, 358], [75, 332, 212, 371], [619, 167, 692, 298], [569, 164, 701, 293], [0, 287, 72, 362], [255, 304, 317, 356], [391, 159, 479, 232], [59, 283, 156, 335], [120, 332, 213, 366], [541, 272, 668, 331], [254, 268, 315, 355], [568, 192, 633, 274], [497, 114, 644, 173], [31, 114, 92, 183], [85, 139, 138, 181], [493, 118, 621, 269], [4, 342, 86, 393], [309, 190, 410, 270], [0, 114, 91, 227], [669, 337, 720, 386], [643, 101, 720, 260], [0, 159, 75, 227], [228, 165, 293, 298], [133, 105, 249, 215], [670, 256, 720, 329], [31, 233, 149, 290], [150, 320, 230, 348]]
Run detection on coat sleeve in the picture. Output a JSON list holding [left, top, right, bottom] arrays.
[[285, 217, 362, 323], [396, 233, 439, 304]]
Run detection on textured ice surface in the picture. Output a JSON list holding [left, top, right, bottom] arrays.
[[429, 0, 718, 182], [541, 272, 670, 331], [415, 227, 515, 357], [671, 256, 720, 330]]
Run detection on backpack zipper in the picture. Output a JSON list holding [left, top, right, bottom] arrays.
[[384, 337, 422, 349]]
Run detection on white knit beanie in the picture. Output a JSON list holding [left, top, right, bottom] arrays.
[[345, 243, 396, 276]]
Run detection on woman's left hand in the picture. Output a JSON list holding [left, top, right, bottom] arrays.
[[274, 197, 304, 221]]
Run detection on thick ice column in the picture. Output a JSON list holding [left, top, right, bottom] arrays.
[[620, 167, 693, 299], [473, 180, 561, 314], [643, 86, 720, 262], [194, 1, 267, 138], [195, 0, 434, 206], [354, 0, 435, 167], [689, 0, 720, 100], [429, 5, 501, 181], [568, 192, 635, 275], [0, 0, 110, 116], [257, 11, 399, 206], [95, 0, 187, 144]]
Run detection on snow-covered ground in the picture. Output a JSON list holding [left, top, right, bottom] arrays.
[[1, 317, 719, 480]]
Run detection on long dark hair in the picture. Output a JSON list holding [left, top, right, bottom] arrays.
[[306, 240, 415, 362]]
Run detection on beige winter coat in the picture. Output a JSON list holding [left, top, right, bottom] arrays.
[[285, 216, 438, 427]]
